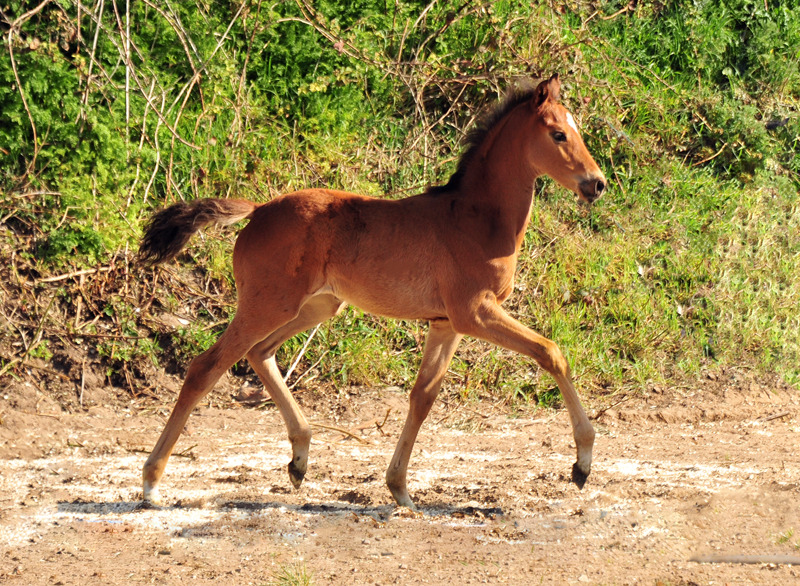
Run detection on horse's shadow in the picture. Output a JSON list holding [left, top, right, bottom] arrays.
[[57, 497, 504, 524]]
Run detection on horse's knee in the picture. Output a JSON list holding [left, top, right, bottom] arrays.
[[182, 349, 220, 394], [534, 339, 569, 378], [246, 343, 274, 365]]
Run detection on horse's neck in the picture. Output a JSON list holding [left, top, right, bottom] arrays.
[[460, 108, 539, 245]]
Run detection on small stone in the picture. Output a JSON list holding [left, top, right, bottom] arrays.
[[578, 575, 589, 583]]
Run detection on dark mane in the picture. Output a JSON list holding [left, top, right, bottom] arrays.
[[426, 82, 537, 195]]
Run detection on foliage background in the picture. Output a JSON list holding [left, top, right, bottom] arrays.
[[0, 0, 799, 405]]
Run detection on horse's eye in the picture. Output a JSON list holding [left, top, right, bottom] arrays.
[[552, 131, 567, 143]]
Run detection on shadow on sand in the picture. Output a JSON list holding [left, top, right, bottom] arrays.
[[57, 497, 504, 523]]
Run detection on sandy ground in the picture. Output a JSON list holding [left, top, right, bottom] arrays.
[[1, 378, 799, 585]]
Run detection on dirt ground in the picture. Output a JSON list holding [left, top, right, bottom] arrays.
[[1, 370, 799, 585]]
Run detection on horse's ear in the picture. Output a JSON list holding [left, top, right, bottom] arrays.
[[532, 73, 561, 108]]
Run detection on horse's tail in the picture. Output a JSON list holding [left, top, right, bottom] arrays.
[[139, 198, 258, 265]]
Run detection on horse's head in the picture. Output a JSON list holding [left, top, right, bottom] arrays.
[[528, 74, 606, 204]]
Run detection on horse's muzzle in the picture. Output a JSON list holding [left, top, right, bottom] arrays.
[[579, 178, 606, 203]]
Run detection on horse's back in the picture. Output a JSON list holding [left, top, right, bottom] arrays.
[[232, 189, 454, 320]]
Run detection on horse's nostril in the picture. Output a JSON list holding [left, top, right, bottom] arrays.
[[596, 180, 605, 195]]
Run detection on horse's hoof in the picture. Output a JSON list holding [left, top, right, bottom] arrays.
[[288, 460, 306, 489], [571, 462, 589, 489], [388, 486, 417, 510], [393, 499, 418, 512], [143, 482, 163, 505], [136, 492, 164, 511]]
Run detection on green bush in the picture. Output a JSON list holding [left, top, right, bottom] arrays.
[[1, 0, 799, 395]]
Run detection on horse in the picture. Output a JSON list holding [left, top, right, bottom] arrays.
[[139, 74, 606, 508]]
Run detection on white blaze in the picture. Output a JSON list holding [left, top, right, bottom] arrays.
[[566, 111, 579, 133]]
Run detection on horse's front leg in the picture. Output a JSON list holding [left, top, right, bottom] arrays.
[[386, 319, 463, 508], [451, 296, 595, 487]]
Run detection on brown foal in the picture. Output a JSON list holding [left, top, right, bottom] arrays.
[[139, 74, 606, 508]]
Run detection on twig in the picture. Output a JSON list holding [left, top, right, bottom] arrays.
[[405, 81, 469, 153], [690, 555, 800, 565], [412, 1, 486, 64], [80, 358, 86, 408], [590, 395, 631, 420], [143, 91, 166, 205], [0, 351, 70, 381], [75, 0, 203, 151], [138, 0, 203, 89], [76, 318, 119, 338], [163, 0, 247, 121], [20, 292, 57, 363], [175, 444, 198, 459], [760, 411, 792, 422], [127, 446, 196, 459], [161, 0, 204, 69], [7, 19, 45, 175], [39, 266, 112, 283], [376, 408, 391, 436], [78, 0, 104, 124], [594, 36, 680, 94], [36, 412, 62, 420], [287, 349, 328, 390], [284, 325, 321, 383], [157, 267, 235, 308], [290, 0, 383, 69], [599, 4, 633, 21], [248, 388, 309, 408], [125, 78, 156, 208], [440, 398, 490, 419], [6, 0, 52, 26], [124, 0, 130, 154], [412, 0, 438, 30], [692, 142, 728, 167], [0, 357, 20, 379], [434, 396, 465, 425], [234, 0, 263, 146], [310, 422, 371, 445]]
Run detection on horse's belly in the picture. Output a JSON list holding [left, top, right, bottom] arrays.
[[330, 275, 447, 322]]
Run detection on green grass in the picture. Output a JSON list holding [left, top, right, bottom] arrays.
[[1, 0, 799, 401], [267, 562, 313, 586], [777, 528, 794, 544]]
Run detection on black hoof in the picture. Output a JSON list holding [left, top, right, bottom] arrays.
[[137, 499, 162, 510], [288, 460, 306, 488], [571, 462, 589, 489]]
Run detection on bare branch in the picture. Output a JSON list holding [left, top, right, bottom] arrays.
[[6, 0, 52, 28], [74, 0, 203, 151], [6, 30, 39, 175], [78, 0, 105, 124]]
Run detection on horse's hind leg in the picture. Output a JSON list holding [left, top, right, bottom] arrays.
[[142, 317, 268, 504], [386, 319, 463, 508], [246, 294, 345, 489]]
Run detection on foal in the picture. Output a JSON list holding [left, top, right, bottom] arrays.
[[139, 74, 606, 508]]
